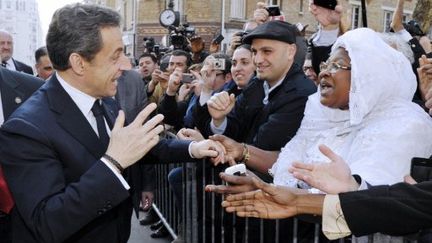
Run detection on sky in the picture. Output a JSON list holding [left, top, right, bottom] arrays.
[[38, 0, 82, 38]]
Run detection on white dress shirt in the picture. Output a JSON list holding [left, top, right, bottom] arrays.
[[56, 73, 130, 189]]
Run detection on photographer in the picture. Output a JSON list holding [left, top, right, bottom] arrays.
[[146, 51, 191, 105]]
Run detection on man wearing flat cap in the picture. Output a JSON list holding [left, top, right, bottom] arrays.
[[201, 20, 317, 242]]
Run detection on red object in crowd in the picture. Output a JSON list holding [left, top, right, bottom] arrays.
[[0, 166, 14, 214]]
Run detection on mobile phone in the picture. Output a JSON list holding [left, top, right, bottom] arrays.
[[410, 157, 432, 182], [266, 5, 281, 16], [313, 0, 337, 10], [224, 164, 246, 176], [181, 73, 195, 83], [212, 34, 224, 45]]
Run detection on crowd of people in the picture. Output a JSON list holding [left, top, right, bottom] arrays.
[[0, 0, 432, 243]]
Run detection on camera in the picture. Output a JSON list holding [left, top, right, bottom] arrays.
[[181, 73, 195, 83], [168, 23, 196, 51], [266, 5, 281, 16], [212, 58, 226, 71], [404, 20, 425, 37], [212, 34, 224, 45], [313, 0, 337, 10], [142, 37, 169, 61], [411, 157, 432, 182]]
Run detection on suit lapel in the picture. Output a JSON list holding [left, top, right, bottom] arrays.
[[45, 76, 108, 158], [0, 68, 25, 120]]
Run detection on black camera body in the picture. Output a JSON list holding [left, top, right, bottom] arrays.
[[404, 20, 425, 37], [168, 23, 196, 50], [142, 37, 169, 61]]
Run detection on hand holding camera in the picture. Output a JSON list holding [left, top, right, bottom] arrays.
[[166, 68, 183, 96], [309, 0, 342, 27]]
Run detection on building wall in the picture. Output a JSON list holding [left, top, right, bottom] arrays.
[[93, 0, 420, 59], [0, 0, 42, 67]]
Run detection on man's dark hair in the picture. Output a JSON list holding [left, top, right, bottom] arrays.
[[171, 50, 192, 67], [35, 46, 48, 63], [139, 52, 158, 64], [46, 3, 121, 71], [211, 53, 232, 75], [235, 44, 252, 52]]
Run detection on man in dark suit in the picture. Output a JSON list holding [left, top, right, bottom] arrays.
[[115, 69, 156, 215], [0, 4, 222, 243], [0, 67, 43, 243], [0, 30, 33, 75]]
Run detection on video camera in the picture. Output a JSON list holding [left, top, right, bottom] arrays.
[[168, 23, 196, 50], [143, 37, 169, 60], [404, 20, 425, 37]]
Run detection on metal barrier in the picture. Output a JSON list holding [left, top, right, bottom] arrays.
[[152, 159, 417, 243], [151, 159, 328, 243]]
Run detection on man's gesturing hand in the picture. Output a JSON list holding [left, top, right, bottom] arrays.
[[106, 103, 164, 169]]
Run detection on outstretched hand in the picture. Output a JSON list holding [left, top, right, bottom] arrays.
[[221, 177, 300, 219], [190, 139, 226, 165], [205, 170, 261, 195], [209, 134, 244, 162], [289, 144, 359, 194]]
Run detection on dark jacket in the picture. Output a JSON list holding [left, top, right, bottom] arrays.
[[340, 181, 432, 236], [0, 75, 192, 243], [12, 59, 34, 75], [197, 63, 316, 151]]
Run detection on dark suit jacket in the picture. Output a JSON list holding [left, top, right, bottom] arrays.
[[196, 63, 316, 151], [12, 59, 33, 75], [115, 70, 155, 215], [0, 68, 43, 120], [0, 75, 192, 243], [340, 182, 432, 237]]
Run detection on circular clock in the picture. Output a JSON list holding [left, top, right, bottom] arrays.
[[159, 9, 180, 28]]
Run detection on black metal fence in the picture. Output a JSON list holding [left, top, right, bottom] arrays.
[[151, 160, 417, 243]]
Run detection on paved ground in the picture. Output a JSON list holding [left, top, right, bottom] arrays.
[[128, 211, 171, 243]]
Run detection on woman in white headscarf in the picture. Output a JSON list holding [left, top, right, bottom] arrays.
[[271, 27, 432, 189]]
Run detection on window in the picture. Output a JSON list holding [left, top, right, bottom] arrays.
[[383, 11, 393, 32], [230, 0, 245, 19], [384, 13, 408, 32], [351, 5, 361, 29]]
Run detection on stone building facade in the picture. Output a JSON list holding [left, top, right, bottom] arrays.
[[88, 0, 419, 60]]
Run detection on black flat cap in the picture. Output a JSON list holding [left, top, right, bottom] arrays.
[[242, 21, 297, 45]]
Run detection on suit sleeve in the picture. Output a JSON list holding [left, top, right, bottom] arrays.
[[340, 182, 432, 236], [147, 138, 196, 164], [158, 94, 188, 130], [0, 119, 130, 243]]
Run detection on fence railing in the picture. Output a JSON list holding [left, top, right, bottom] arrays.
[[152, 160, 417, 243]]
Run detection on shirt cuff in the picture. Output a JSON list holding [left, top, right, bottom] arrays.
[[395, 29, 413, 42], [322, 195, 352, 240], [210, 118, 227, 134], [199, 90, 212, 106], [100, 157, 130, 190], [188, 141, 197, 158]]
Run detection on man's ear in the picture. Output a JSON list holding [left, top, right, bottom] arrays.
[[69, 53, 85, 75], [287, 44, 297, 60]]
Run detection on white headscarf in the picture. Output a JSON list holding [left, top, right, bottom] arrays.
[[271, 28, 432, 188]]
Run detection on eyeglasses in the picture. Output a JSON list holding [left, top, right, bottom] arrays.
[[319, 61, 351, 74]]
